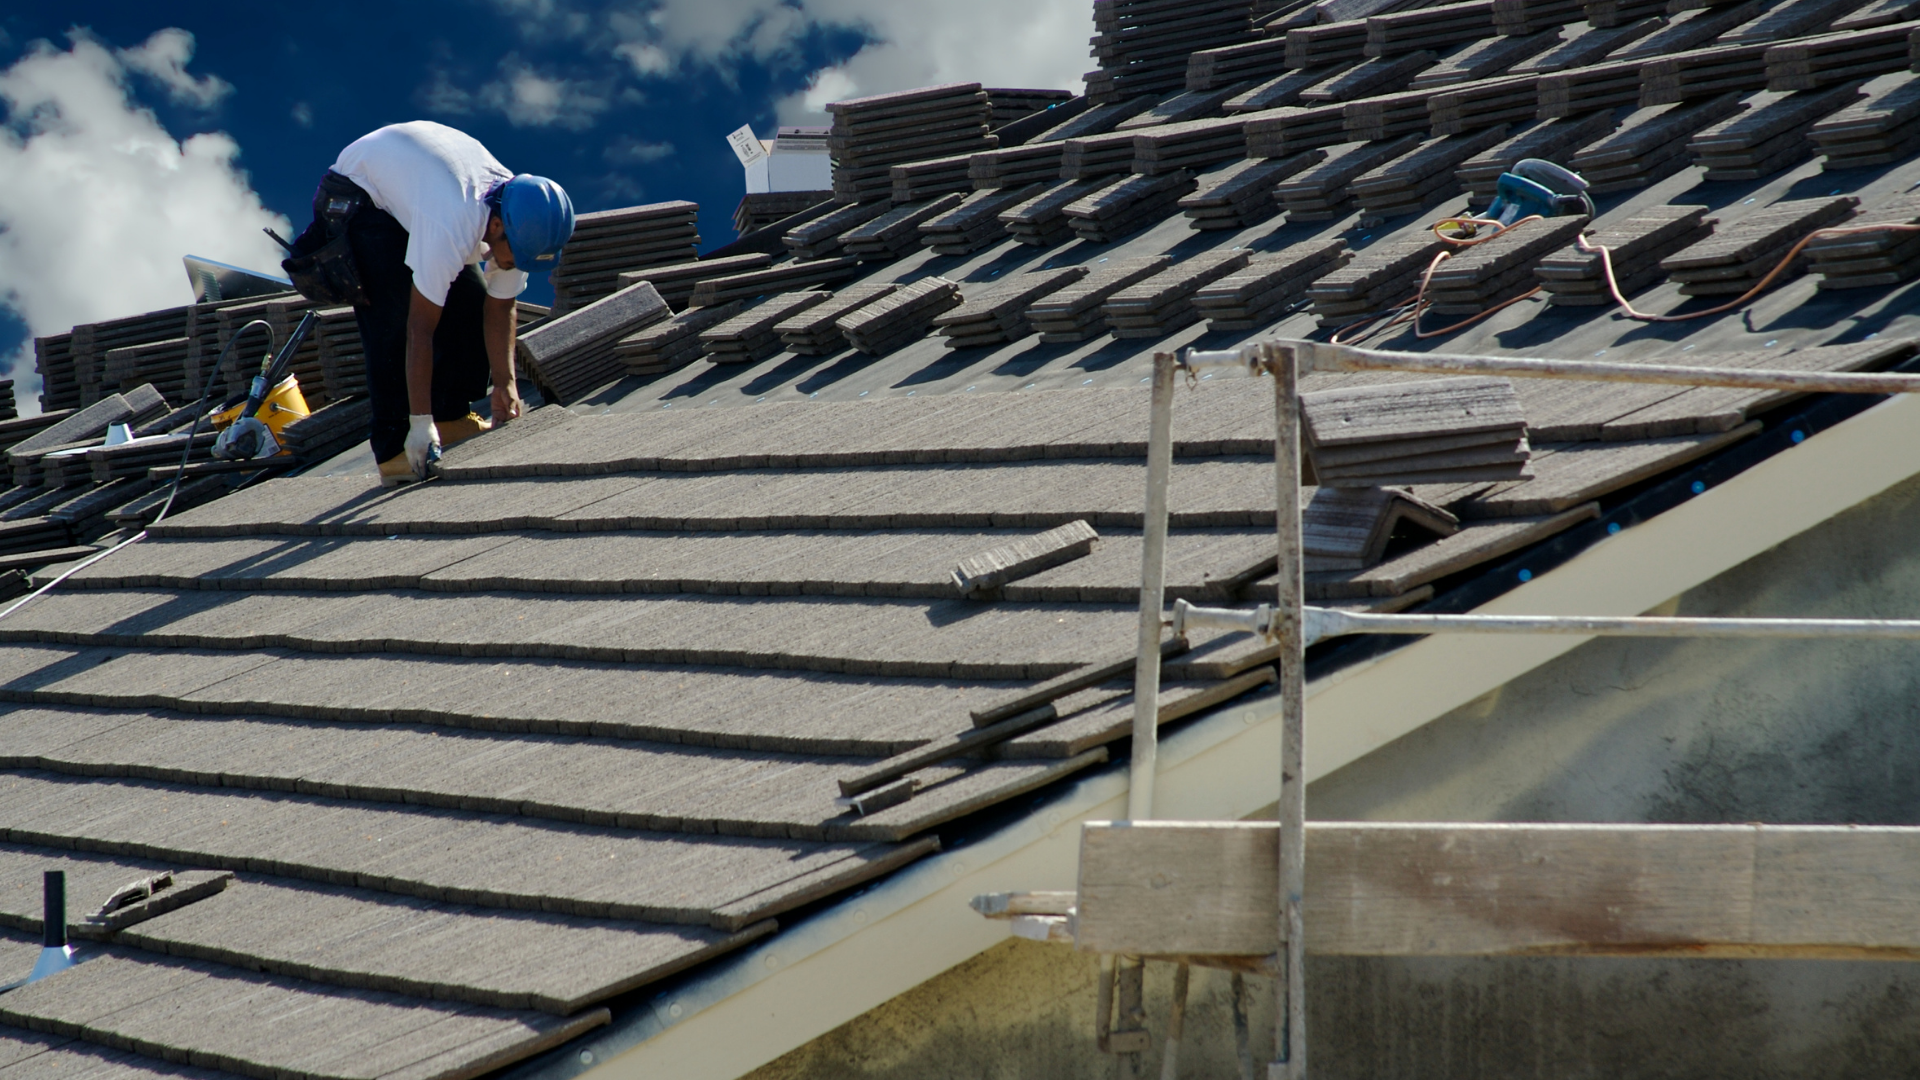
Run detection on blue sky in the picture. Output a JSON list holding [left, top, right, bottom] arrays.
[[0, 0, 1093, 406]]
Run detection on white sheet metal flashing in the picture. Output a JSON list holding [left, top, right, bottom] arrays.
[[554, 389, 1920, 1080]]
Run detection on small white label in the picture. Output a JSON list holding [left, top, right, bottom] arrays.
[[726, 124, 768, 168]]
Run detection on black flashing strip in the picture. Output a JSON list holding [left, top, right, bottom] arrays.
[[1307, 347, 1920, 680]]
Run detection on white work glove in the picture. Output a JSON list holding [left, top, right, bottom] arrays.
[[405, 414, 441, 478]]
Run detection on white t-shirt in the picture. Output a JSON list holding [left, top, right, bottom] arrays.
[[331, 121, 530, 307]]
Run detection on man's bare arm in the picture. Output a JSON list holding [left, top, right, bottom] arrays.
[[483, 294, 521, 423], [406, 286, 442, 416]]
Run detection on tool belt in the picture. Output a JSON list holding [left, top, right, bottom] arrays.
[[282, 172, 369, 307]]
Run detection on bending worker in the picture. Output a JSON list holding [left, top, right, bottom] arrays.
[[284, 120, 573, 484]]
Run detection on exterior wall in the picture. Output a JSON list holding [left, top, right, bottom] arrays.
[[744, 471, 1920, 1080]]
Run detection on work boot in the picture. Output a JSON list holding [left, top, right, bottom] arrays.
[[378, 452, 420, 488], [437, 412, 492, 447]]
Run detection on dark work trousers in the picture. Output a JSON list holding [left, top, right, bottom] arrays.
[[305, 175, 492, 462]]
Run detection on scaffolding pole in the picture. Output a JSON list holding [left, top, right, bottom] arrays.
[[1130, 352, 1179, 823], [1265, 341, 1308, 1080]]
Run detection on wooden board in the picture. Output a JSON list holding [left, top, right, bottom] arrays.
[[1075, 820, 1920, 959]]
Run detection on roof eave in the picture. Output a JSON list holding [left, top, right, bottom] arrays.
[[540, 389, 1920, 1080]]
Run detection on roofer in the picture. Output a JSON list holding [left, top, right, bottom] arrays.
[[280, 121, 574, 485]]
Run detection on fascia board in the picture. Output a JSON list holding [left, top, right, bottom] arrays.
[[567, 391, 1920, 1080]]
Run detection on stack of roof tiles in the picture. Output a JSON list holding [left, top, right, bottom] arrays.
[[1178, 153, 1321, 230], [1661, 195, 1859, 296], [1366, 0, 1500, 57], [1687, 83, 1867, 181], [785, 200, 896, 259], [827, 84, 995, 203], [1304, 53, 1437, 104], [517, 282, 669, 402], [775, 284, 898, 354], [1191, 238, 1352, 331], [1760, 21, 1918, 89], [1308, 232, 1447, 325], [1301, 376, 1532, 488], [278, 395, 372, 465], [1806, 190, 1920, 289], [1275, 136, 1422, 221], [1000, 179, 1119, 246], [1064, 171, 1199, 243], [1059, 130, 1144, 180], [687, 258, 865, 307], [1639, 42, 1775, 106], [969, 143, 1071, 189], [837, 278, 964, 354], [1422, 214, 1591, 314], [1225, 66, 1340, 113], [1343, 87, 1437, 141], [208, 296, 330, 406], [617, 301, 744, 375], [37, 296, 289, 413], [1130, 117, 1254, 175], [1102, 249, 1251, 339], [842, 193, 968, 261], [59, 306, 192, 410], [1243, 103, 1351, 158], [616, 253, 776, 311], [550, 202, 700, 314], [1536, 57, 1645, 116], [1807, 73, 1920, 168], [919, 186, 1042, 256], [700, 292, 829, 364], [1351, 128, 1510, 222], [934, 267, 1090, 349], [986, 88, 1077, 126], [892, 153, 982, 203], [1027, 255, 1171, 341], [313, 306, 367, 401], [1427, 75, 1541, 136], [1084, 0, 1260, 104], [1411, 28, 1562, 87], [1187, 38, 1296, 92], [734, 190, 834, 236], [1571, 94, 1747, 193], [100, 337, 191, 406], [1534, 204, 1717, 304]]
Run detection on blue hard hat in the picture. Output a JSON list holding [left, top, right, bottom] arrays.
[[498, 174, 575, 272]]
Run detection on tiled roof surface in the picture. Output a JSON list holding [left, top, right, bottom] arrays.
[[6, 2, 1920, 1076]]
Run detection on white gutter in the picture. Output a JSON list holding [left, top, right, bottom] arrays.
[[571, 390, 1920, 1080]]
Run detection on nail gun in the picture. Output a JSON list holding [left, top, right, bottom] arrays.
[[212, 310, 317, 461]]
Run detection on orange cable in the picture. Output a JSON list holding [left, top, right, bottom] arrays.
[[1581, 220, 1920, 323]]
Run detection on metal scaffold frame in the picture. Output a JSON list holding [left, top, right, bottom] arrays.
[[1112, 338, 1920, 1080]]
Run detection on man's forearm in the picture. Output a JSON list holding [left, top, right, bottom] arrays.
[[484, 298, 517, 389], [406, 285, 443, 416], [406, 321, 436, 415]]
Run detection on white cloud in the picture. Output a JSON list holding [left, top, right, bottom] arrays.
[[614, 41, 674, 76], [0, 32, 288, 411], [604, 135, 675, 164], [602, 0, 1091, 121], [115, 28, 232, 109], [290, 101, 313, 127], [416, 68, 475, 115], [477, 57, 610, 130]]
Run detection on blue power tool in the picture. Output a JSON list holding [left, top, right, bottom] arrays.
[[1484, 158, 1595, 227]]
